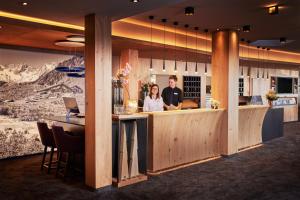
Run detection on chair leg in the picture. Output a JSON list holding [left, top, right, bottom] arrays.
[[56, 151, 62, 178], [41, 146, 47, 171], [63, 153, 71, 180], [48, 147, 54, 174]]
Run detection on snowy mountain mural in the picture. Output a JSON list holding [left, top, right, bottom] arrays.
[[0, 48, 85, 159]]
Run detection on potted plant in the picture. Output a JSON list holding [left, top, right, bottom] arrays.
[[140, 82, 151, 100], [265, 90, 278, 107], [210, 99, 220, 109]]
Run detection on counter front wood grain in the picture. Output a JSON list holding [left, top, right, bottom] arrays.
[[238, 105, 269, 150], [146, 109, 225, 172]]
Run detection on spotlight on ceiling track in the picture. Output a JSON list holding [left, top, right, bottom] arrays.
[[242, 25, 251, 32], [268, 5, 279, 15], [130, 0, 139, 3], [280, 37, 286, 44], [185, 7, 194, 16]]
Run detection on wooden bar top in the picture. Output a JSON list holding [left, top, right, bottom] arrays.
[[238, 105, 269, 110], [143, 108, 225, 116], [112, 113, 148, 121]]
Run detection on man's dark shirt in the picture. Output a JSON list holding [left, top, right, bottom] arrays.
[[161, 86, 183, 106]]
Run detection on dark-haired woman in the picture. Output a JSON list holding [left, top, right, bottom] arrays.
[[143, 84, 164, 112]]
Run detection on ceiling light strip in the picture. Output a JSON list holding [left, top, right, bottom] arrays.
[[0, 11, 84, 31]]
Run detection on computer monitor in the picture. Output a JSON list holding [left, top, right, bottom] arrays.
[[63, 97, 80, 114]]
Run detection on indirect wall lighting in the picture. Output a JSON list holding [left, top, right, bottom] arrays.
[[149, 16, 154, 71], [185, 7, 194, 16], [0, 11, 84, 30], [162, 18, 167, 72], [130, 0, 140, 3], [268, 5, 279, 15], [173, 21, 178, 73], [242, 25, 251, 32]]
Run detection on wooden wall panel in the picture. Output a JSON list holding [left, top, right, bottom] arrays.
[[238, 106, 268, 150], [147, 109, 224, 172], [85, 14, 112, 189]]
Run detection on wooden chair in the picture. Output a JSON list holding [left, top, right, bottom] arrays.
[[37, 122, 57, 174], [51, 125, 84, 179]]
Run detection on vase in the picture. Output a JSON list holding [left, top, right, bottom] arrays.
[[268, 100, 273, 108]]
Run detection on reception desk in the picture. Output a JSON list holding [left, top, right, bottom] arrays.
[[238, 105, 269, 150], [146, 109, 225, 173]]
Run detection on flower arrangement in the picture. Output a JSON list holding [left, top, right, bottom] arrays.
[[266, 90, 278, 107], [114, 62, 132, 85], [266, 90, 278, 101], [141, 82, 151, 93], [210, 98, 220, 109]]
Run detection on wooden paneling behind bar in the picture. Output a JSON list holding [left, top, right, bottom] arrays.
[[238, 106, 269, 150], [85, 14, 112, 189], [147, 109, 224, 172]]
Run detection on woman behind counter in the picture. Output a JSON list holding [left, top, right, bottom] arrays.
[[143, 84, 164, 112]]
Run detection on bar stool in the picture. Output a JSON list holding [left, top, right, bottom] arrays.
[[52, 125, 84, 179], [37, 122, 57, 174]]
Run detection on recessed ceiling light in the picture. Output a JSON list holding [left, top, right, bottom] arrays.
[[185, 7, 194, 16], [242, 25, 251, 32], [66, 35, 85, 42], [130, 0, 139, 3], [21, 2, 28, 6], [268, 5, 279, 15], [54, 40, 85, 47]]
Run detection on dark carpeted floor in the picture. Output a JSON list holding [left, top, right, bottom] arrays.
[[1, 123, 300, 200]]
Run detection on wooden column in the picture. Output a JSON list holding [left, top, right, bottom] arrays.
[[211, 30, 239, 155], [120, 49, 139, 104], [85, 14, 112, 189]]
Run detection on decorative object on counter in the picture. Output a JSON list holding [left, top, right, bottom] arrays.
[[114, 104, 125, 115], [112, 62, 132, 111], [266, 90, 278, 107], [126, 100, 138, 114], [210, 98, 220, 109]]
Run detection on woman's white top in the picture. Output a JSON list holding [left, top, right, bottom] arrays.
[[143, 96, 164, 112]]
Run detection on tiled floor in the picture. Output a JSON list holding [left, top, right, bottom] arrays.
[[0, 123, 300, 200]]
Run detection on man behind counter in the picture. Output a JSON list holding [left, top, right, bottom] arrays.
[[161, 75, 183, 110]]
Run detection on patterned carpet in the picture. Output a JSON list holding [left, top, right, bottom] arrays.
[[0, 123, 300, 200]]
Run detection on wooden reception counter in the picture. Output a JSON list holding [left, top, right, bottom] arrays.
[[238, 105, 269, 150], [145, 109, 225, 173]]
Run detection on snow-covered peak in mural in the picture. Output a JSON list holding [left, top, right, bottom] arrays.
[[0, 63, 57, 83]]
